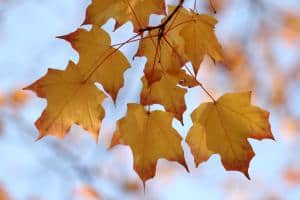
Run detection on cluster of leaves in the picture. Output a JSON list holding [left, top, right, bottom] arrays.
[[25, 0, 274, 185]]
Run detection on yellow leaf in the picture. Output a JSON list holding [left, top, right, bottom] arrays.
[[83, 0, 166, 32], [136, 7, 220, 87], [25, 62, 106, 140], [185, 123, 214, 164], [136, 29, 185, 85], [179, 12, 223, 73], [59, 26, 130, 102], [141, 75, 187, 123], [162, 6, 223, 74], [111, 104, 188, 183], [164, 6, 193, 36], [186, 92, 274, 178]]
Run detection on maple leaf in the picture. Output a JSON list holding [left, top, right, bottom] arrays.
[[137, 6, 222, 83], [136, 6, 221, 122], [25, 62, 106, 140], [83, 0, 166, 32], [136, 29, 185, 85], [111, 103, 188, 184], [58, 26, 130, 102], [163, 6, 223, 74], [25, 26, 130, 140], [140, 75, 187, 123], [179, 12, 224, 73], [134, 9, 194, 121], [186, 92, 274, 178]]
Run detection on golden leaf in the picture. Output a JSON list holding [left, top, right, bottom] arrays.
[[136, 29, 185, 85], [25, 26, 130, 140], [83, 0, 166, 32], [59, 26, 130, 102], [25, 62, 106, 140], [137, 6, 222, 84], [186, 92, 274, 178], [141, 75, 187, 123], [111, 103, 188, 184], [179, 12, 223, 73]]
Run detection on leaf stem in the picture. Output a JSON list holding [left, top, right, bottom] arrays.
[[162, 34, 217, 103], [209, 0, 217, 14], [198, 81, 216, 103], [184, 65, 216, 103]]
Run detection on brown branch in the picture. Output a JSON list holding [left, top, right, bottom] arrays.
[[138, 0, 184, 33], [209, 0, 217, 14]]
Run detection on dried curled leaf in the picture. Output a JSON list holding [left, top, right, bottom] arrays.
[[111, 103, 188, 183], [186, 92, 274, 178], [83, 0, 166, 32]]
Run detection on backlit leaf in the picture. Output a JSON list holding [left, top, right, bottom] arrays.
[[59, 26, 130, 102], [186, 92, 274, 178], [25, 62, 106, 140], [140, 75, 187, 123], [83, 0, 166, 32], [111, 103, 188, 184]]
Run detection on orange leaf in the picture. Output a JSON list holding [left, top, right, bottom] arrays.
[[25, 62, 106, 140], [59, 26, 130, 102], [141, 75, 187, 123], [186, 92, 274, 178], [83, 0, 166, 32], [179, 12, 223, 73], [111, 104, 188, 184]]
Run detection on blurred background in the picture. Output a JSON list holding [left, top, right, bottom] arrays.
[[0, 0, 300, 199]]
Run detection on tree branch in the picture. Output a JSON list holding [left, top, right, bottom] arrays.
[[138, 0, 184, 33]]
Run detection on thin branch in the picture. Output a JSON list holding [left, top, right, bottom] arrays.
[[138, 0, 184, 33], [209, 0, 217, 14], [111, 34, 159, 47], [82, 34, 139, 83]]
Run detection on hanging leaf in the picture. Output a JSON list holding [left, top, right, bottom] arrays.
[[58, 26, 130, 102], [140, 75, 187, 123], [186, 92, 274, 178], [111, 104, 188, 184], [25, 62, 106, 140], [83, 0, 166, 32]]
